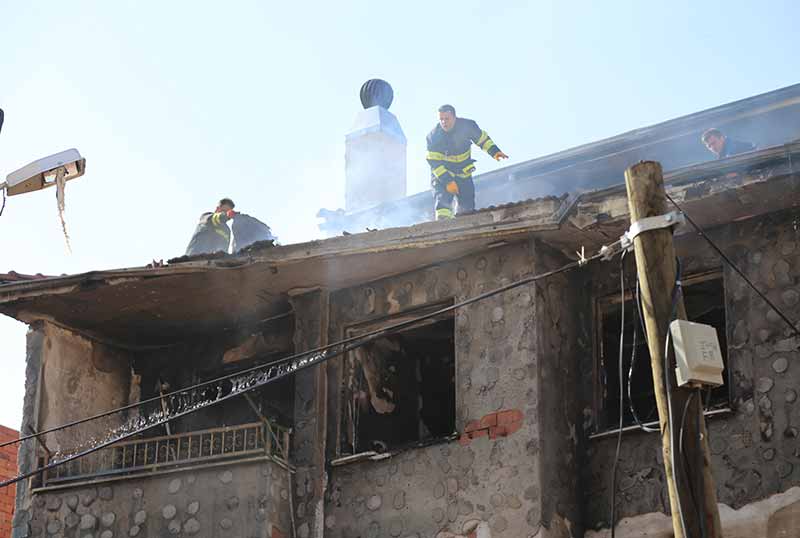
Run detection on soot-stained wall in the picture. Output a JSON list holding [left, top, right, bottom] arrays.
[[316, 239, 583, 537], [38, 324, 133, 464], [581, 209, 800, 533]]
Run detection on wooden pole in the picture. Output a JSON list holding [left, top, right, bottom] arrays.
[[623, 161, 722, 538]]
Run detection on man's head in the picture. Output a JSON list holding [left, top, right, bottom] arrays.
[[217, 198, 235, 212], [702, 128, 726, 156], [438, 104, 457, 132]]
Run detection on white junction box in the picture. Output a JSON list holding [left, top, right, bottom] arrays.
[[670, 319, 725, 387]]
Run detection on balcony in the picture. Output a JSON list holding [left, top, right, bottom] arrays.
[[39, 421, 290, 489]]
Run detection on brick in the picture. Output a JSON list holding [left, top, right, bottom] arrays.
[[496, 409, 523, 426], [464, 420, 482, 433], [479, 413, 498, 429]]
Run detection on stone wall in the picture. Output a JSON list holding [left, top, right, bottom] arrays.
[[290, 289, 329, 538], [581, 209, 800, 534], [24, 459, 289, 538], [320, 239, 582, 537], [13, 326, 44, 538]]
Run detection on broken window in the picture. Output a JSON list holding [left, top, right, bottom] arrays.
[[596, 273, 730, 432], [342, 309, 456, 454]]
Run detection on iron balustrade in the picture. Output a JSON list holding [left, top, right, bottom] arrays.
[[42, 421, 290, 486]]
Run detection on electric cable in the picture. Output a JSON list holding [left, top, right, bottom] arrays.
[[1, 251, 602, 451], [610, 251, 627, 538], [666, 192, 800, 340], [0, 251, 606, 487], [628, 275, 659, 433], [0, 188, 6, 217], [663, 267, 689, 538], [695, 389, 709, 538], [677, 390, 704, 536]]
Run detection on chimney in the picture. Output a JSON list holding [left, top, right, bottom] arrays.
[[345, 79, 407, 212]]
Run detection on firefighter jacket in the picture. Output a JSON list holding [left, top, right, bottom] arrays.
[[185, 211, 232, 256], [426, 118, 502, 183]]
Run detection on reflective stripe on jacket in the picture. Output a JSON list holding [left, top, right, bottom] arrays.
[[426, 118, 502, 180], [185, 211, 231, 256]]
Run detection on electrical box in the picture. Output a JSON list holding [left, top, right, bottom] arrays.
[[670, 319, 725, 387]]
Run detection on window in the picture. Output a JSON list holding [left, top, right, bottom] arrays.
[[341, 309, 456, 454], [596, 273, 730, 432]]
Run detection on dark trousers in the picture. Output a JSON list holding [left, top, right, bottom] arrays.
[[433, 176, 475, 218]]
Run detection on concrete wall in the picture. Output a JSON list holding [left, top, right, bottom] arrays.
[[319, 239, 582, 537], [581, 209, 800, 536], [38, 324, 132, 455], [24, 459, 289, 538]]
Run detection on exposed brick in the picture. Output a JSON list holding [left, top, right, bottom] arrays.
[[460, 410, 524, 444], [0, 425, 18, 538]]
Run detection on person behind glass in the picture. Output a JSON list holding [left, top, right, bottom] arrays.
[[702, 128, 755, 159], [426, 105, 508, 220]]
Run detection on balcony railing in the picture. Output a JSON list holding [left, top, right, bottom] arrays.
[[42, 421, 290, 487]]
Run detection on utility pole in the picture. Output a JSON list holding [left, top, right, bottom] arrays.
[[624, 161, 722, 538]]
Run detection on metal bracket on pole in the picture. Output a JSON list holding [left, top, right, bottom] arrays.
[[621, 211, 685, 252]]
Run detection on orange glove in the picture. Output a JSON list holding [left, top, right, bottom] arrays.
[[494, 151, 509, 161], [446, 181, 459, 195]]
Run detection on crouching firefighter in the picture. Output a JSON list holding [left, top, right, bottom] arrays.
[[185, 198, 237, 256], [426, 104, 508, 220]]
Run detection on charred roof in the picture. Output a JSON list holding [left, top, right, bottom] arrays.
[[0, 144, 798, 347]]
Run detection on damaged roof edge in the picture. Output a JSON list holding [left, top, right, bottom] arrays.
[[1, 143, 798, 307]]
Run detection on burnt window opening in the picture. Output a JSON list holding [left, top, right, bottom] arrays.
[[597, 274, 730, 432], [342, 314, 456, 454], [133, 332, 296, 439]]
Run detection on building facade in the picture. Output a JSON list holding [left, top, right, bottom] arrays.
[[1, 96, 800, 538]]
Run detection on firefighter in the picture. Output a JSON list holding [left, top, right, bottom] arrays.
[[185, 198, 237, 256], [426, 104, 508, 220], [701, 128, 756, 159]]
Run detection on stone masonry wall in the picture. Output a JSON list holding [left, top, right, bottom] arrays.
[[581, 209, 800, 533], [290, 289, 329, 538], [321, 239, 582, 537], [13, 326, 44, 538], [25, 459, 289, 538]]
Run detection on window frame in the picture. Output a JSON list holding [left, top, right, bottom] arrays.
[[334, 300, 457, 460], [592, 270, 733, 436]]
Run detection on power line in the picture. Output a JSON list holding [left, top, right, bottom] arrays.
[[610, 251, 627, 538], [666, 193, 800, 340], [2, 251, 602, 451], [0, 251, 605, 488]]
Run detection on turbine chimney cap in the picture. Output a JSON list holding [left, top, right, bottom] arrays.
[[360, 79, 394, 110]]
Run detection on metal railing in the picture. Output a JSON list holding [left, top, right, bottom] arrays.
[[42, 421, 290, 486]]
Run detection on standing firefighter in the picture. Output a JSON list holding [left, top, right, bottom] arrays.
[[426, 104, 508, 219], [185, 198, 237, 256]]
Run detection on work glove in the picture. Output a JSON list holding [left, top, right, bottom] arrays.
[[494, 151, 509, 161], [446, 181, 459, 195]]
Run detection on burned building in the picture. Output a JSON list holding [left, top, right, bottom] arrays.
[[1, 84, 800, 538]]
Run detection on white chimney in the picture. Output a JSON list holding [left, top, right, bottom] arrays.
[[345, 80, 407, 212]]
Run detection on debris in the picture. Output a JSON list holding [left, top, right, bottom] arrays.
[[55, 168, 72, 253]]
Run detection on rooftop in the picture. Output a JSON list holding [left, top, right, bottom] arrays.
[[319, 82, 800, 235], [1, 143, 798, 347]]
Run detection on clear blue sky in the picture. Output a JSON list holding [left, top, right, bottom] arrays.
[[0, 1, 798, 428]]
